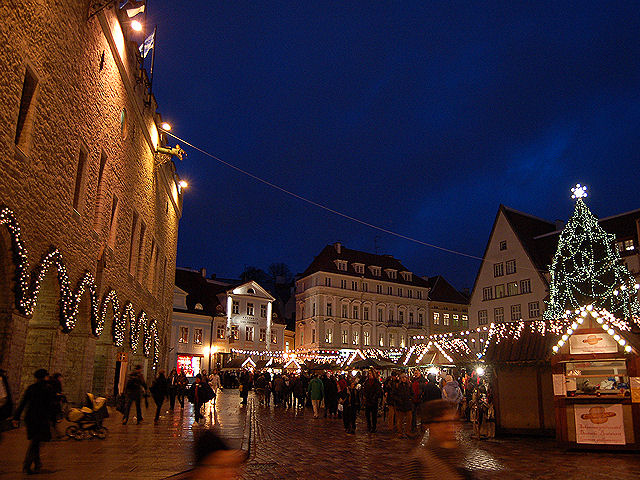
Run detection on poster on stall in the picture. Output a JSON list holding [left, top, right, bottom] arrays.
[[569, 333, 617, 354], [552, 374, 566, 396], [574, 404, 625, 445]]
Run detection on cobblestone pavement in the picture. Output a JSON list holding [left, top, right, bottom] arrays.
[[241, 399, 640, 480], [3, 390, 640, 479], [0, 390, 248, 479]]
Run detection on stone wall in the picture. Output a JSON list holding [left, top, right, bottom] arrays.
[[0, 1, 182, 401]]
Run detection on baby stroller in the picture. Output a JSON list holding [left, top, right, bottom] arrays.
[[66, 393, 109, 440]]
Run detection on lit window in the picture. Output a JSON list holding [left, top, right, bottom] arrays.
[[353, 331, 359, 345], [379, 334, 384, 347], [247, 303, 254, 316], [443, 313, 450, 326], [461, 314, 468, 326], [231, 326, 239, 340], [246, 326, 254, 341], [389, 333, 395, 347], [232, 301, 239, 314], [260, 328, 266, 342], [193, 328, 203, 345], [325, 328, 333, 343], [495, 284, 505, 298], [433, 312, 440, 325], [216, 325, 225, 339], [363, 331, 370, 346], [453, 314, 459, 325], [342, 330, 348, 345], [271, 333, 277, 344], [179, 327, 189, 343], [624, 240, 635, 251], [507, 282, 518, 296]]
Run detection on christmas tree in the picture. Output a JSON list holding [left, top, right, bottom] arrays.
[[544, 184, 640, 325]]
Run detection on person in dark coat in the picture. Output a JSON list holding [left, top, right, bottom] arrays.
[[239, 370, 251, 406], [395, 373, 413, 438], [338, 379, 361, 434], [168, 369, 179, 410], [363, 369, 383, 432], [122, 365, 147, 425], [12, 368, 56, 474], [177, 370, 189, 408], [188, 374, 210, 422], [150, 370, 169, 422], [323, 373, 338, 418]]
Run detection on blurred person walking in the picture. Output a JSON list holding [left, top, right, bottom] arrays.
[[363, 369, 382, 433], [308, 374, 324, 418], [168, 369, 179, 410], [122, 365, 147, 425], [150, 370, 168, 423], [395, 373, 413, 438]]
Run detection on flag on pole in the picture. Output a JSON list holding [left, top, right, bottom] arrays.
[[139, 28, 155, 59], [121, 0, 146, 18]]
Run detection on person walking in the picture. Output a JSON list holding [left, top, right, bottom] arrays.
[[384, 371, 399, 432], [239, 370, 250, 406], [168, 369, 179, 410], [339, 379, 360, 434], [208, 370, 221, 405], [323, 372, 338, 417], [442, 375, 463, 409], [122, 365, 147, 425], [189, 374, 212, 422], [395, 373, 413, 438], [177, 369, 189, 409], [363, 369, 382, 433], [411, 370, 427, 432], [12, 368, 56, 474], [307, 374, 324, 418], [150, 370, 168, 423]]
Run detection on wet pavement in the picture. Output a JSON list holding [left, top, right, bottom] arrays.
[[3, 390, 640, 479]]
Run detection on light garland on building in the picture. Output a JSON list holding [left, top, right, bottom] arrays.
[[0, 206, 160, 366]]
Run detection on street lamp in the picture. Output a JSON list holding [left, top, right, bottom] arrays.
[[131, 20, 143, 32], [160, 122, 171, 131], [178, 180, 188, 189]]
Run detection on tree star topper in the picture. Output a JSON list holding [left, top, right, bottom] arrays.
[[571, 183, 588, 200]]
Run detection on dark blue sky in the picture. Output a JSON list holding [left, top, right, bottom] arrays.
[[148, 1, 640, 289]]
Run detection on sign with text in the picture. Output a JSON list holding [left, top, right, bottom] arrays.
[[569, 333, 617, 354], [574, 404, 625, 445]]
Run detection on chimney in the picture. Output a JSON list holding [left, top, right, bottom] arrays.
[[334, 242, 342, 254], [555, 220, 565, 231], [200, 267, 206, 278]]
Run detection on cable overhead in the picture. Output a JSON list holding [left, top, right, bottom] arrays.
[[164, 129, 548, 273]]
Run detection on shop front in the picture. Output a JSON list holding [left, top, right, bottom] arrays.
[[176, 353, 204, 378], [551, 314, 640, 449]]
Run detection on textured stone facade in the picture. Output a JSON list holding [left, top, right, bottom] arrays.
[[0, 1, 183, 403]]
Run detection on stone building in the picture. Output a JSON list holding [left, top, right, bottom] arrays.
[[172, 268, 286, 373], [423, 275, 469, 336], [296, 243, 430, 352], [0, 2, 183, 402], [468, 204, 640, 349]]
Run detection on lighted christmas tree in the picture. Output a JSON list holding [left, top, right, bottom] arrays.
[[544, 184, 640, 325]]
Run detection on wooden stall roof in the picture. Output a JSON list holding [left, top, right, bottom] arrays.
[[483, 326, 557, 364]]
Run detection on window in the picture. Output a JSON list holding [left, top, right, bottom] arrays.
[[217, 325, 225, 339], [398, 288, 402, 297], [351, 281, 358, 291], [387, 286, 393, 295], [495, 284, 505, 298], [507, 282, 518, 296], [376, 284, 383, 294], [511, 304, 521, 321], [326, 303, 332, 316], [494, 307, 504, 323], [389, 333, 395, 347], [494, 263, 504, 277], [260, 328, 266, 342], [387, 270, 397, 279], [417, 290, 422, 300], [336, 260, 348, 271], [312, 303, 316, 316], [379, 333, 384, 347], [247, 303, 254, 316], [342, 329, 348, 345], [261, 304, 267, 317], [418, 313, 424, 326], [353, 331, 359, 345], [371, 266, 382, 276], [246, 326, 254, 341], [15, 65, 38, 152], [312, 329, 316, 343], [520, 279, 531, 294], [529, 301, 540, 318], [453, 314, 459, 326], [378, 308, 384, 321], [400, 336, 405, 348], [388, 311, 394, 322], [193, 328, 203, 345], [363, 306, 369, 320], [499, 241, 507, 251], [231, 326, 239, 340], [433, 312, 440, 325], [409, 312, 414, 325], [398, 310, 404, 324], [461, 314, 468, 326], [407, 289, 413, 298], [179, 327, 189, 343], [478, 310, 488, 325], [443, 313, 450, 326], [194, 302, 202, 310], [271, 333, 277, 344], [354, 264, 364, 274], [482, 287, 494, 301], [363, 331, 370, 346], [624, 239, 635, 251], [352, 306, 359, 319], [362, 283, 368, 292], [232, 301, 239, 314], [325, 277, 332, 287], [342, 305, 348, 318], [341, 279, 347, 289], [136, 220, 146, 282], [107, 194, 119, 249], [300, 330, 304, 344], [72, 145, 88, 212], [325, 328, 333, 343], [506, 259, 516, 275], [401, 272, 413, 281], [128, 211, 139, 275]]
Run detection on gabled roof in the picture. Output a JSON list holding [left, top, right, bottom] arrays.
[[174, 268, 226, 316], [502, 206, 557, 272], [300, 243, 430, 288], [425, 276, 469, 305]]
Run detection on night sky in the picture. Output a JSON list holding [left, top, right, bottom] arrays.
[[147, 2, 640, 290]]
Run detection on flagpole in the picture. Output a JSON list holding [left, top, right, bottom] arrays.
[[149, 25, 157, 96]]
